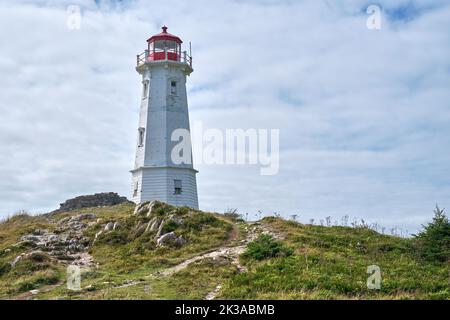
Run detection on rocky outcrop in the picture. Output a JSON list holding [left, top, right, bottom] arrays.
[[156, 232, 186, 247], [52, 192, 129, 213], [132, 201, 188, 248], [104, 222, 114, 231], [15, 213, 99, 267], [134, 200, 160, 216], [10, 255, 22, 268]]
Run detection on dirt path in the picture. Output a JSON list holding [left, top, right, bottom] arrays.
[[133, 221, 281, 300], [11, 282, 64, 300], [152, 223, 262, 278], [89, 221, 280, 299], [201, 221, 282, 300]]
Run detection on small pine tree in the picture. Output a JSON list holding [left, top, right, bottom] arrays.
[[415, 205, 450, 262]]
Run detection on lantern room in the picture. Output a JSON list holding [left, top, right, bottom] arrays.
[[147, 26, 182, 62], [136, 26, 192, 71]]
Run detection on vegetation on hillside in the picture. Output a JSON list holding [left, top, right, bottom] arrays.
[[220, 218, 450, 299], [241, 234, 293, 261], [414, 205, 450, 262], [0, 202, 449, 300]]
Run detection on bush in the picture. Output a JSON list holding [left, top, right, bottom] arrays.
[[223, 208, 242, 221], [184, 213, 221, 231], [414, 205, 450, 262], [27, 251, 51, 263], [99, 230, 128, 245], [242, 234, 293, 261], [16, 270, 60, 293], [161, 220, 180, 234]]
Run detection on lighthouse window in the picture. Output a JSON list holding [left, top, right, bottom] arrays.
[[154, 40, 165, 51], [171, 81, 177, 95], [142, 81, 149, 99], [174, 179, 182, 195], [133, 182, 139, 197], [138, 127, 145, 147]]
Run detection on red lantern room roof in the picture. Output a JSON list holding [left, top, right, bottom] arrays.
[[147, 26, 182, 44]]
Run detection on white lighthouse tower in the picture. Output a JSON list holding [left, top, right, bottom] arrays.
[[130, 26, 198, 209]]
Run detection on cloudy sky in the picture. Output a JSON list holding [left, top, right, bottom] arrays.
[[0, 0, 449, 233]]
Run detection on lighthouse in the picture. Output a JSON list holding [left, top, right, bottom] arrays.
[[130, 26, 199, 209]]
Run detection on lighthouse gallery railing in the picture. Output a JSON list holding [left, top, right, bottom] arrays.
[[136, 49, 192, 67]]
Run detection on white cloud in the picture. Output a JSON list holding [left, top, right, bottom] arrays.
[[0, 0, 449, 233]]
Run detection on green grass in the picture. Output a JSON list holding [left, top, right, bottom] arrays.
[[219, 218, 450, 300], [1, 206, 449, 300]]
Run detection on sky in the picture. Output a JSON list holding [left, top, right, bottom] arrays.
[[0, 0, 449, 234]]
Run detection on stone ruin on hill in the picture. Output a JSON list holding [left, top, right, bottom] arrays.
[[52, 192, 130, 213]]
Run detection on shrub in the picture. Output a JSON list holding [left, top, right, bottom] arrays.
[[242, 234, 293, 261], [223, 208, 243, 221], [16, 270, 59, 293], [414, 205, 450, 262], [99, 230, 128, 245], [27, 251, 51, 263], [161, 220, 180, 234], [184, 213, 221, 231]]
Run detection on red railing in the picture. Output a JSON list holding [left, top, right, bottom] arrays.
[[136, 49, 192, 68]]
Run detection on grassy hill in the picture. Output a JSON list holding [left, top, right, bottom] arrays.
[[0, 201, 448, 300]]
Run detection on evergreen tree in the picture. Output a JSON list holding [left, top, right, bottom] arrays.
[[415, 205, 450, 262]]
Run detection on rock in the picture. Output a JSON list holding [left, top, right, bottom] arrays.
[[145, 217, 162, 233], [66, 221, 87, 231], [30, 289, 40, 295], [48, 235, 59, 242], [145, 218, 155, 233], [94, 231, 103, 241], [10, 255, 22, 268], [134, 200, 162, 216], [156, 232, 187, 247], [80, 237, 90, 246], [33, 229, 47, 235], [70, 213, 96, 221], [113, 222, 120, 230], [20, 235, 40, 243], [104, 222, 114, 231], [68, 242, 85, 253], [4, 248, 11, 254], [146, 201, 158, 217], [96, 218, 102, 224], [57, 217, 71, 225], [134, 201, 150, 216], [167, 214, 183, 225], [156, 220, 166, 238], [156, 232, 177, 247], [174, 235, 187, 246], [84, 284, 94, 291], [52, 192, 129, 213], [151, 218, 162, 232], [210, 256, 230, 266]]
